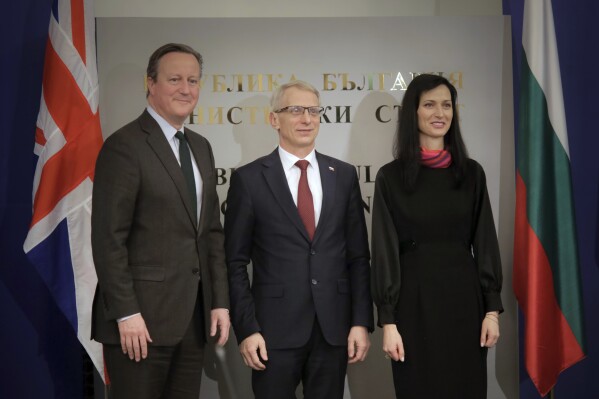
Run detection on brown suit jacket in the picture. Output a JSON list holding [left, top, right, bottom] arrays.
[[91, 110, 228, 345]]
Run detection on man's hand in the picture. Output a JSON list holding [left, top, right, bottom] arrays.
[[347, 326, 370, 364], [117, 314, 152, 362], [210, 308, 231, 346], [239, 332, 268, 370]]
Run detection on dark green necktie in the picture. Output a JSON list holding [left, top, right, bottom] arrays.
[[175, 131, 197, 221]]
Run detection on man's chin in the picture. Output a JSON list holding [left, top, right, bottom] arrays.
[[174, 110, 194, 124]]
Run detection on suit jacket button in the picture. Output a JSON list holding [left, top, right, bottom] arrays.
[[311, 279, 318, 285], [192, 268, 200, 275], [310, 249, 316, 255]]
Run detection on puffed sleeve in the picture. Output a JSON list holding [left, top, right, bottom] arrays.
[[470, 161, 504, 313], [371, 167, 402, 327]]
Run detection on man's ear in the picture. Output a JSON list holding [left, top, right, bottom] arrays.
[[146, 76, 155, 95], [269, 112, 279, 130]]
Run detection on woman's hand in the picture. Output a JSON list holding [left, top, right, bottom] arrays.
[[480, 311, 500, 347], [382, 324, 405, 362]]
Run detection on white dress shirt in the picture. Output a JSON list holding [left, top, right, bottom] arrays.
[[278, 146, 323, 226]]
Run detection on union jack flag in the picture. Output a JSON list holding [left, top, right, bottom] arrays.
[[23, 0, 105, 381]]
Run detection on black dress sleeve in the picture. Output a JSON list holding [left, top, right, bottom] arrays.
[[371, 166, 402, 327], [470, 161, 504, 313]]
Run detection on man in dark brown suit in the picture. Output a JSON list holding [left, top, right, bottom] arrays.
[[91, 43, 229, 399]]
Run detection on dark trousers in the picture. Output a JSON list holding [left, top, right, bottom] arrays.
[[104, 292, 205, 399], [252, 318, 348, 399]]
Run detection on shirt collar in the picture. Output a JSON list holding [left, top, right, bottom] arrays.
[[278, 146, 317, 171], [147, 105, 182, 142]]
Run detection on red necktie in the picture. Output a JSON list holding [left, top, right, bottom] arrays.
[[295, 160, 315, 240]]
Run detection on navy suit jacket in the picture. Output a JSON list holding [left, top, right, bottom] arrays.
[[225, 149, 373, 349]]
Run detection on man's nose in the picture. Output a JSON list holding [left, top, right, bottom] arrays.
[[301, 108, 312, 122], [179, 80, 191, 93]]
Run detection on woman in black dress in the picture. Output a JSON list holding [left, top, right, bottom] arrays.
[[371, 74, 503, 399]]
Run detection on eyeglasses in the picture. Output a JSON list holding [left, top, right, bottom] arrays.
[[274, 105, 325, 117]]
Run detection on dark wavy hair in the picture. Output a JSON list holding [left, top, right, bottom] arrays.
[[393, 74, 469, 191], [146, 43, 203, 97]]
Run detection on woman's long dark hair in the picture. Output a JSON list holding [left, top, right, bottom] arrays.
[[392, 74, 469, 191]]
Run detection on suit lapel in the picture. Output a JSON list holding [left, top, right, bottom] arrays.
[[314, 152, 336, 243], [262, 149, 311, 241], [185, 128, 212, 234], [140, 111, 198, 230]]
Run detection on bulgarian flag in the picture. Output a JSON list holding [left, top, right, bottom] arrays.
[[513, 0, 585, 396]]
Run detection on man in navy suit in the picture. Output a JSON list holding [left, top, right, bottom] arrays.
[[225, 80, 373, 398]]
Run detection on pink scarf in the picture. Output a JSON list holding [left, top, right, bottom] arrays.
[[420, 147, 452, 168]]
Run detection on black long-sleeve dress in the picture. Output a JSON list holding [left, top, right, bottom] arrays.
[[371, 159, 503, 399]]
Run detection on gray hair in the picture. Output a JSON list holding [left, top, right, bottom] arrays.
[[270, 80, 320, 111]]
